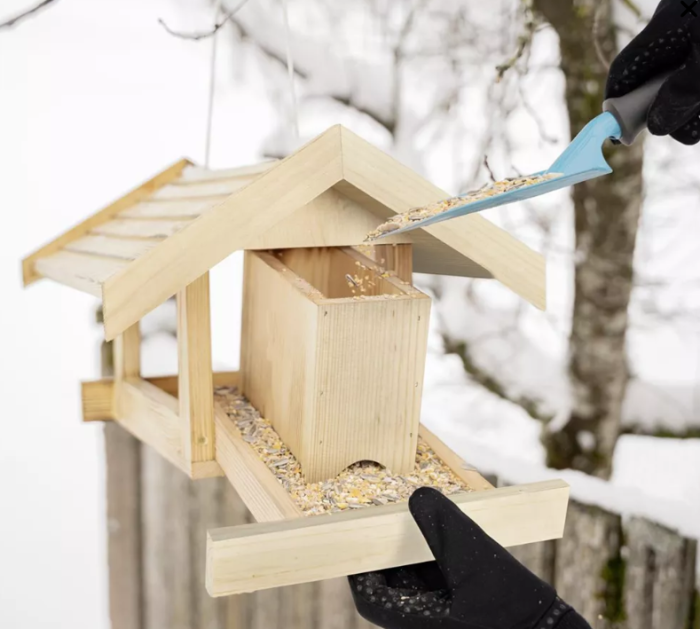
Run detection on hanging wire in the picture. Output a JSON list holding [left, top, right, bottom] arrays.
[[280, 0, 300, 139], [204, 0, 224, 168]]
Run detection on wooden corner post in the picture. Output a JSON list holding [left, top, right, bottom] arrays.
[[114, 323, 141, 409], [178, 273, 216, 470]]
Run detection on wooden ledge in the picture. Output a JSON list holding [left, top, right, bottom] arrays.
[[81, 372, 238, 479], [81, 371, 571, 597], [206, 479, 570, 597]]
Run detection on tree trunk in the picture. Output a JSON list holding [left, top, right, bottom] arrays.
[[533, 0, 645, 478]]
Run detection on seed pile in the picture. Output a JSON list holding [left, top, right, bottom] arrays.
[[365, 173, 563, 240], [215, 387, 471, 516]]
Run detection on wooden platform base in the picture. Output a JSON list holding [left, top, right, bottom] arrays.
[[82, 371, 570, 597]]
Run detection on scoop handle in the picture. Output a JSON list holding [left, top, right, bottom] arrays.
[[602, 73, 674, 146]]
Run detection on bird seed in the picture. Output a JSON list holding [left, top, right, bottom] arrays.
[[215, 387, 472, 516]]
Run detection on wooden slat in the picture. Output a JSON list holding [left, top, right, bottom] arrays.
[[81, 372, 240, 421], [338, 127, 546, 309], [34, 251, 129, 297], [93, 219, 189, 239], [102, 126, 345, 340], [66, 235, 157, 261], [147, 371, 239, 398], [419, 425, 495, 491], [115, 378, 187, 474], [214, 404, 303, 522], [179, 161, 278, 183], [120, 198, 226, 219], [150, 179, 254, 200], [22, 158, 189, 286], [178, 273, 215, 465], [206, 479, 570, 596], [82, 379, 115, 421]]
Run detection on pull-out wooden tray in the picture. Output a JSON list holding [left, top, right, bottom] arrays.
[[83, 373, 570, 598]]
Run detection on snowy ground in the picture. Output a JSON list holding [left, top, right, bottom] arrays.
[[1, 1, 699, 628]]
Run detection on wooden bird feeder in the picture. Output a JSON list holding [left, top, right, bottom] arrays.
[[21, 125, 569, 597]]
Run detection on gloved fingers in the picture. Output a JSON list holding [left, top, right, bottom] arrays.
[[408, 487, 499, 591], [605, 1, 694, 100], [648, 43, 700, 144], [348, 570, 451, 629]]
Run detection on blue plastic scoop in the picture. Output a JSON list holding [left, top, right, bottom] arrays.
[[371, 74, 668, 239]]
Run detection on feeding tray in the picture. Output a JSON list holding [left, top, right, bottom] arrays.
[[22, 124, 567, 598], [207, 384, 568, 596]]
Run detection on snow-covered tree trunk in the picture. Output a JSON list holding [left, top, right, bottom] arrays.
[[534, 0, 645, 478]]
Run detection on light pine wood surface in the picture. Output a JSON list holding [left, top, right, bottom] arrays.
[[241, 248, 431, 482], [23, 125, 546, 341], [206, 479, 570, 596]]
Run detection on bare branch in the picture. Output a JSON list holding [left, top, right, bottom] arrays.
[[0, 0, 58, 31], [593, 2, 612, 71], [483, 155, 497, 182], [229, 11, 396, 134], [495, 0, 537, 82], [618, 0, 643, 19], [159, 0, 251, 41]]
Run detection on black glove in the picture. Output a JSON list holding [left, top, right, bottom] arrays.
[[349, 487, 591, 629], [605, 0, 700, 145]]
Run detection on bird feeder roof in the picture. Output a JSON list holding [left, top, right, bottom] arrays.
[[22, 125, 545, 340]]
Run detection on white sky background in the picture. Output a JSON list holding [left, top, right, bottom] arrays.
[[1, 0, 699, 627], [0, 0, 270, 626]]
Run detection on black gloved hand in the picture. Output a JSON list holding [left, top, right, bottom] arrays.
[[349, 487, 591, 629], [606, 0, 700, 145]]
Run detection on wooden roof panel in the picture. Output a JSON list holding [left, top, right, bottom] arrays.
[[22, 125, 546, 340]]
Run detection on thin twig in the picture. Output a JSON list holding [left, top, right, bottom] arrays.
[[593, 2, 612, 71], [495, 0, 537, 82], [159, 0, 250, 41], [483, 155, 497, 182], [618, 0, 643, 19], [0, 0, 58, 30]]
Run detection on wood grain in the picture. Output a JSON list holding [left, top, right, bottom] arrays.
[[120, 198, 227, 219], [34, 251, 128, 297], [418, 425, 495, 491], [93, 219, 189, 239], [338, 126, 546, 309], [115, 378, 186, 474], [22, 158, 189, 286], [214, 404, 303, 522], [151, 179, 255, 200], [102, 126, 345, 340], [206, 479, 570, 596], [177, 273, 215, 465], [66, 235, 158, 261], [179, 161, 278, 183], [370, 244, 413, 283], [241, 248, 431, 483], [81, 372, 240, 421], [82, 379, 115, 421]]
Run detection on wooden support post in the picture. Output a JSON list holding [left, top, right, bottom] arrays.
[[177, 273, 215, 467], [114, 322, 141, 382]]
